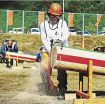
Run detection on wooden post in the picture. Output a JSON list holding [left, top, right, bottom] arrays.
[[76, 60, 93, 99], [16, 56, 18, 66], [88, 60, 93, 99], [79, 72, 83, 92], [79, 72, 83, 98]]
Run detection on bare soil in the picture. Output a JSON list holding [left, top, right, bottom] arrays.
[[1, 61, 105, 104], [0, 62, 72, 104]]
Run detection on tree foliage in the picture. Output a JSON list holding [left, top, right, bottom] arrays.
[[0, 1, 105, 14]]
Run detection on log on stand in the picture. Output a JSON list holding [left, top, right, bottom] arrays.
[[50, 46, 105, 75], [41, 46, 105, 95]]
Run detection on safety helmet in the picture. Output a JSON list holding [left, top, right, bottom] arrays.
[[48, 3, 62, 16]]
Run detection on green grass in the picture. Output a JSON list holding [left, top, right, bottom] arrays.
[[0, 34, 42, 53], [1, 34, 105, 53], [51, 71, 105, 92]]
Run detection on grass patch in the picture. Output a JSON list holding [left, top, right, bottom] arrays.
[[51, 70, 105, 92], [0, 68, 31, 99], [1, 34, 105, 53]]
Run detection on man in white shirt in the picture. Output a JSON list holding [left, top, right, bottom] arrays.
[[40, 3, 69, 100]]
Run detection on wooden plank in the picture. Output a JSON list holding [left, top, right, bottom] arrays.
[[50, 46, 105, 75], [56, 47, 105, 67], [75, 90, 90, 99], [65, 93, 76, 101], [74, 98, 105, 104], [6, 52, 36, 62]]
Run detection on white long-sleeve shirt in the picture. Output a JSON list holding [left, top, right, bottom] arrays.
[[40, 19, 69, 53]]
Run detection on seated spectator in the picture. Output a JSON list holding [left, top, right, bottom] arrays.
[[1, 40, 18, 68]]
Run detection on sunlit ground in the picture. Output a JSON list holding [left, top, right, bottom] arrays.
[[1, 62, 105, 102], [0, 64, 31, 100]]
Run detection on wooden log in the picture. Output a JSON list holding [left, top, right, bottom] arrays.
[[6, 51, 36, 62], [54, 61, 105, 75], [49, 46, 105, 75]]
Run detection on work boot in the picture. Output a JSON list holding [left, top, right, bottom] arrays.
[[57, 94, 65, 100], [6, 65, 9, 67], [57, 89, 66, 100], [6, 64, 11, 68]]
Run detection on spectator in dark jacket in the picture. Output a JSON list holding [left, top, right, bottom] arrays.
[[1, 40, 18, 68]]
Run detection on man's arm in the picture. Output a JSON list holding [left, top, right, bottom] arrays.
[[1, 45, 6, 54], [40, 22, 51, 53], [61, 21, 69, 41]]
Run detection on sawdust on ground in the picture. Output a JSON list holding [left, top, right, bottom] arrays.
[[0, 62, 72, 104]]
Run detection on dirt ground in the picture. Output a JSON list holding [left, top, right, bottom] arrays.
[[1, 61, 105, 104], [0, 62, 72, 104]]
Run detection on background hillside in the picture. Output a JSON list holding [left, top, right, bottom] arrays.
[[0, 34, 105, 53]]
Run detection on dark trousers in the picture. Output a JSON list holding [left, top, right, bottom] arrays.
[[0, 55, 5, 63], [57, 69, 67, 95], [6, 58, 13, 67]]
